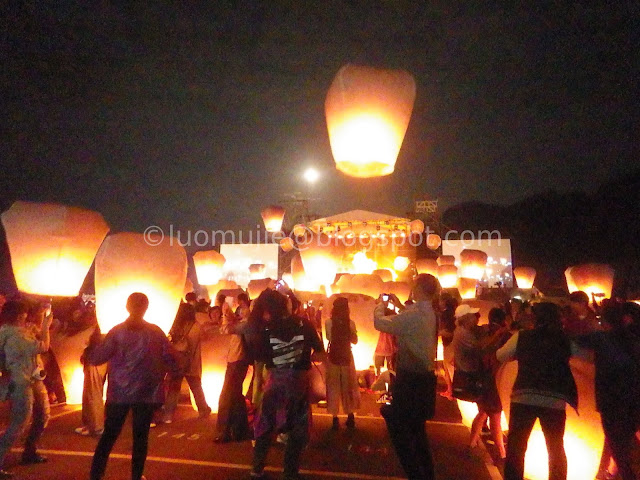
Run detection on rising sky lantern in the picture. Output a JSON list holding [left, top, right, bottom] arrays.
[[458, 277, 477, 299], [393, 256, 410, 272], [460, 249, 488, 280], [415, 258, 439, 276], [299, 234, 340, 292], [94, 232, 187, 334], [373, 269, 393, 282], [513, 266, 537, 289], [279, 237, 295, 252], [260, 205, 285, 233], [426, 233, 442, 250], [193, 250, 226, 286], [437, 255, 456, 266], [292, 224, 307, 237], [325, 64, 417, 178], [565, 263, 614, 300], [409, 219, 424, 235], [438, 264, 459, 288], [1, 201, 109, 297]]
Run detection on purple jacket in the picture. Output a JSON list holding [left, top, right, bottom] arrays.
[[87, 318, 179, 404]]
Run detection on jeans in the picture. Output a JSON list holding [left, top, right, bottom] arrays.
[[380, 369, 436, 480], [216, 360, 250, 440], [0, 380, 50, 467], [90, 402, 157, 480], [504, 402, 567, 480]]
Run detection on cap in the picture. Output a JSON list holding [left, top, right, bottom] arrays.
[[455, 304, 480, 318]]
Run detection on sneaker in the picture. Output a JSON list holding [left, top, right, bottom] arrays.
[[345, 414, 355, 429], [331, 417, 339, 430], [75, 426, 91, 436]]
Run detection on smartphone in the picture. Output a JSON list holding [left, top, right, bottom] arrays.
[[382, 294, 389, 302], [43, 301, 52, 317]]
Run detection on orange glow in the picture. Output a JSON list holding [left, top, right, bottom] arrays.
[[299, 235, 339, 292], [50, 327, 96, 405], [393, 256, 410, 272], [335, 274, 384, 299], [426, 234, 442, 250], [94, 233, 187, 334], [292, 224, 307, 237], [279, 237, 295, 252], [247, 278, 275, 300], [203, 279, 239, 304], [409, 220, 424, 234], [460, 249, 488, 280], [437, 255, 456, 266], [373, 269, 394, 282], [261, 205, 285, 233], [193, 250, 226, 286], [352, 251, 378, 274], [565, 263, 614, 300], [457, 277, 477, 300], [1, 201, 109, 296], [437, 265, 458, 289], [415, 258, 438, 276], [325, 64, 416, 178], [514, 266, 536, 289]]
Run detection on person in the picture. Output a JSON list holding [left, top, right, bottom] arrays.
[[85, 292, 180, 480], [161, 302, 211, 423], [0, 300, 53, 479], [452, 304, 508, 459], [563, 291, 600, 337], [249, 290, 325, 480], [438, 292, 458, 399], [497, 302, 578, 480], [573, 301, 640, 480], [325, 296, 360, 430], [215, 294, 251, 443], [373, 274, 440, 480]]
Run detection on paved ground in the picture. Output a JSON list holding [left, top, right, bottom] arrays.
[[1, 391, 500, 480]]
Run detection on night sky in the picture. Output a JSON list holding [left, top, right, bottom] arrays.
[[2, 2, 637, 239]]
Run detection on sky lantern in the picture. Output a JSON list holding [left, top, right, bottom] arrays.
[[373, 269, 393, 282], [292, 224, 307, 237], [415, 258, 438, 276], [514, 266, 536, 289], [249, 263, 266, 280], [94, 232, 187, 334], [565, 263, 614, 300], [291, 254, 307, 290], [438, 264, 459, 289], [299, 234, 340, 292], [437, 255, 456, 266], [352, 251, 377, 274], [279, 237, 295, 252], [458, 278, 477, 300], [193, 250, 226, 286], [426, 233, 442, 250], [460, 249, 488, 280], [248, 278, 275, 300], [393, 256, 410, 272], [335, 273, 384, 299], [409, 219, 424, 235], [261, 205, 285, 233], [325, 64, 417, 178], [383, 281, 411, 304], [1, 201, 109, 297]]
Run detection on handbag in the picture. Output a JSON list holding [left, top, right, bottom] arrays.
[[452, 369, 486, 402]]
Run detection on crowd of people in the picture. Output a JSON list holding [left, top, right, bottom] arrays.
[[0, 276, 639, 480]]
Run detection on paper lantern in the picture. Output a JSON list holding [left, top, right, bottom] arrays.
[[426, 234, 442, 250], [203, 279, 239, 305], [335, 273, 384, 299], [458, 277, 477, 300], [261, 205, 285, 233], [280, 237, 295, 252], [95, 232, 187, 334], [415, 258, 439, 276], [460, 249, 488, 280], [299, 235, 340, 291], [514, 266, 536, 289], [1, 201, 109, 296], [373, 269, 393, 282], [565, 264, 614, 300], [249, 263, 266, 280], [325, 64, 416, 178], [292, 224, 307, 237], [393, 256, 410, 272], [193, 250, 226, 286], [438, 265, 458, 289], [409, 219, 425, 235], [247, 278, 275, 300], [183, 277, 194, 296], [437, 255, 456, 266]]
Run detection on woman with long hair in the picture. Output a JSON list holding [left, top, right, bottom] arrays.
[[497, 302, 577, 480], [325, 296, 360, 430]]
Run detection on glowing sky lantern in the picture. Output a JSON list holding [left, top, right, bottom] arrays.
[[565, 263, 614, 300], [373, 269, 393, 282], [383, 281, 411, 304], [415, 258, 438, 276], [299, 234, 340, 292], [438, 264, 459, 289], [291, 253, 307, 290], [409, 219, 424, 235], [261, 205, 285, 233], [292, 224, 307, 237], [1, 201, 109, 296], [437, 255, 456, 266], [193, 250, 226, 286], [426, 233, 442, 250], [249, 263, 266, 280], [393, 256, 410, 272], [94, 232, 187, 334], [248, 278, 275, 300], [513, 266, 536, 289], [352, 251, 377, 274], [460, 249, 488, 280], [279, 237, 295, 252], [325, 64, 417, 178], [335, 273, 384, 299], [458, 277, 477, 300]]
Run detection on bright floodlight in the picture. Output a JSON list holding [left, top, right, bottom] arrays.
[[303, 167, 320, 184]]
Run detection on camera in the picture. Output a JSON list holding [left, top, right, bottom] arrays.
[[382, 294, 389, 302]]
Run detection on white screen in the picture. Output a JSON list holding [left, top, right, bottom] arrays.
[[441, 238, 513, 288], [219, 243, 279, 288]]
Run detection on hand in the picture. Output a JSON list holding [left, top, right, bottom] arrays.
[[388, 294, 402, 309], [42, 311, 54, 329]]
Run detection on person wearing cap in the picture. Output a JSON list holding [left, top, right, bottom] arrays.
[[452, 304, 508, 459], [0, 300, 53, 479], [373, 274, 440, 480]]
